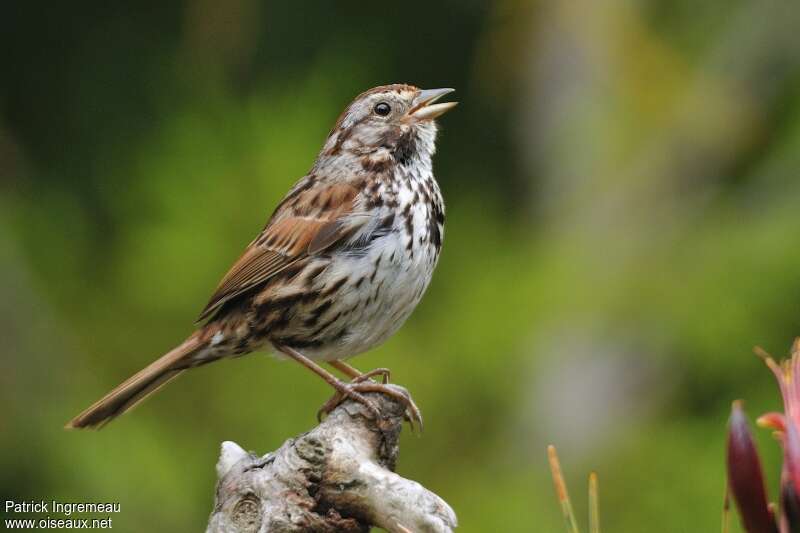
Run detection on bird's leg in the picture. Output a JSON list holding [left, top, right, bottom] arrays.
[[277, 346, 422, 430], [277, 345, 383, 420], [329, 360, 390, 384]]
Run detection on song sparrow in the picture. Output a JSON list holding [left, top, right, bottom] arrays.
[[67, 84, 456, 429]]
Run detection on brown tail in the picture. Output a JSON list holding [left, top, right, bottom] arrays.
[[66, 333, 207, 429]]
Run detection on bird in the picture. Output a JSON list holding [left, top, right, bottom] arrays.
[[66, 84, 457, 429]]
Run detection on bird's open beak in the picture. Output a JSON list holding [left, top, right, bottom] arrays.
[[409, 88, 457, 120]]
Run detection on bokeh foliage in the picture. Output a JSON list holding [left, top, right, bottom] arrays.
[[2, 1, 800, 531]]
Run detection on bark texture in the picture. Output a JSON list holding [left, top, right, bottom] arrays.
[[206, 386, 457, 533]]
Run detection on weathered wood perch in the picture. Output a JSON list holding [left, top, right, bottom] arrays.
[[206, 385, 457, 533]]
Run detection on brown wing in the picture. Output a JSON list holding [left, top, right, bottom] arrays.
[[197, 180, 366, 322]]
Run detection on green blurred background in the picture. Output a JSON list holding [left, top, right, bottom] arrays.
[[3, 1, 800, 531]]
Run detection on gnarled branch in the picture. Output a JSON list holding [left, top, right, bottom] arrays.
[[206, 386, 457, 533]]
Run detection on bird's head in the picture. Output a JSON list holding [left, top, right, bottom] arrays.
[[320, 84, 457, 167]]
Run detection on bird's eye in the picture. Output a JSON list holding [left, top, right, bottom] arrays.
[[374, 102, 391, 116]]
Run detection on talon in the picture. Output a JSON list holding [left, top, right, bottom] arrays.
[[316, 365, 422, 430], [317, 376, 423, 433], [317, 391, 344, 421], [343, 382, 423, 432]]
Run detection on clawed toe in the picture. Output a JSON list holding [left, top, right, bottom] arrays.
[[346, 382, 423, 432], [317, 372, 423, 431], [351, 367, 390, 384]]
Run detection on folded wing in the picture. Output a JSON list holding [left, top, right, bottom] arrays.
[[197, 179, 369, 321]]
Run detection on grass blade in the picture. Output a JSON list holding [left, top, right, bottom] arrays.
[[548, 445, 580, 533], [589, 471, 600, 533]]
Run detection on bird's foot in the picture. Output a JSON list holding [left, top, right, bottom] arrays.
[[318, 375, 423, 432]]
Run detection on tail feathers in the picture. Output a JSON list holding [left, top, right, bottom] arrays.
[[66, 334, 206, 429]]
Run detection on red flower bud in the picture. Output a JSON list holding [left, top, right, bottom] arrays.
[[727, 400, 778, 533]]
